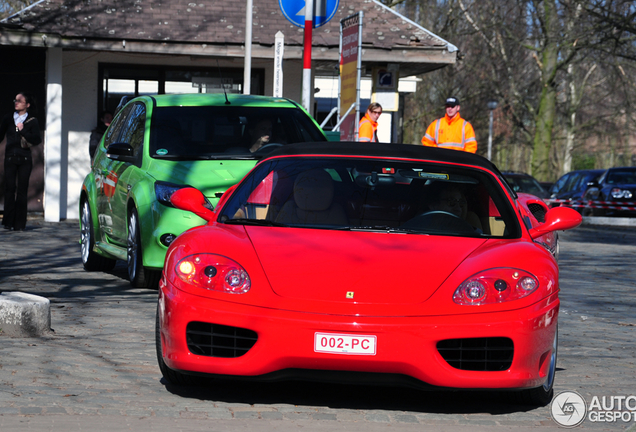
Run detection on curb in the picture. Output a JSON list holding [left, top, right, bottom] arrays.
[[581, 216, 636, 227], [0, 292, 51, 337]]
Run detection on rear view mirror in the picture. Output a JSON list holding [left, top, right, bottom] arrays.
[[107, 142, 136, 163], [528, 207, 582, 239], [170, 187, 217, 222]]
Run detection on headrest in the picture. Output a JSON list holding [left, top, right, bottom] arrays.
[[293, 169, 334, 211]]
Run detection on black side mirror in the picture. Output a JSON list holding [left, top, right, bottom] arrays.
[[107, 142, 136, 163]]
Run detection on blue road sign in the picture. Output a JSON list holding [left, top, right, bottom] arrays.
[[279, 0, 339, 28]]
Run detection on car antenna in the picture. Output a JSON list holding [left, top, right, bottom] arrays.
[[216, 60, 231, 105]]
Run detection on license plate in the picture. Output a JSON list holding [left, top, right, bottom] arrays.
[[314, 332, 377, 355]]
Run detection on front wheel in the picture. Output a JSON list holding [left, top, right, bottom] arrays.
[[155, 303, 196, 386], [509, 326, 557, 406], [127, 208, 160, 288], [80, 199, 116, 271]]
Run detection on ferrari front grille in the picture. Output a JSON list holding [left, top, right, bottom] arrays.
[[186, 322, 258, 358], [437, 337, 513, 371]]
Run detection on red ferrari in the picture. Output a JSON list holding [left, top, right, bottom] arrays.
[[156, 142, 581, 406]]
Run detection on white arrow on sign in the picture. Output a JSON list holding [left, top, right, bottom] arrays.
[[295, 0, 329, 20]]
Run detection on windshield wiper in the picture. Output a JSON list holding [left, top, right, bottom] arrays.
[[342, 225, 422, 234], [223, 218, 287, 227]]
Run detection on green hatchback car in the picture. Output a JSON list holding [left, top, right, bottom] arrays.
[[80, 94, 327, 287]]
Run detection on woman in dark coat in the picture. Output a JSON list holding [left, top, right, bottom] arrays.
[[0, 92, 42, 231]]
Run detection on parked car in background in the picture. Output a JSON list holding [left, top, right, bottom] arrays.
[[502, 172, 549, 199], [156, 142, 582, 406], [548, 169, 606, 213], [539, 181, 554, 191], [80, 94, 327, 288], [583, 166, 636, 216]]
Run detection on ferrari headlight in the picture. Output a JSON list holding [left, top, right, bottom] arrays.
[[453, 268, 539, 305], [175, 253, 251, 294]]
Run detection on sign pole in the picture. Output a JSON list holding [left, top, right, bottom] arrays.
[[244, 0, 253, 95], [302, 0, 314, 113], [273, 31, 285, 98]]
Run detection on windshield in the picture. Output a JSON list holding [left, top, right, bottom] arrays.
[[219, 158, 521, 238], [505, 175, 546, 195], [606, 169, 636, 185], [149, 106, 325, 159]]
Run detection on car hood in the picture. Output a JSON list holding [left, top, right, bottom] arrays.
[[246, 227, 488, 305], [148, 159, 258, 201]]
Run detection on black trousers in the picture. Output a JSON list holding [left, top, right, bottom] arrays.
[[3, 153, 32, 230]]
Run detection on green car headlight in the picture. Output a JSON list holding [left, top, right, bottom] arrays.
[[155, 181, 189, 207]]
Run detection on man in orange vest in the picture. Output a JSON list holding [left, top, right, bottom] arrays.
[[358, 102, 382, 143], [421, 97, 477, 153]]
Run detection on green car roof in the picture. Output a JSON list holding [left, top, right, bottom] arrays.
[[149, 93, 304, 108]]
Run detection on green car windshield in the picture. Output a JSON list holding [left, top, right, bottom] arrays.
[[149, 106, 326, 160]]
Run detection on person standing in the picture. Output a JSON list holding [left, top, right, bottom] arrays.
[[1, 92, 42, 231], [358, 102, 382, 143], [89, 110, 113, 159], [421, 97, 477, 153]]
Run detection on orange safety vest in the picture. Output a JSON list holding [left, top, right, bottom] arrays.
[[421, 113, 477, 153], [358, 113, 378, 143]]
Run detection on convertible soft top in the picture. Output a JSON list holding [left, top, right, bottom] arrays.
[[264, 142, 501, 173]]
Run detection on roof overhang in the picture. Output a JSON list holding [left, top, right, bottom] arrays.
[[0, 28, 456, 77]]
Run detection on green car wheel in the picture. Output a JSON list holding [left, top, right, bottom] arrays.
[[80, 199, 116, 272], [127, 208, 160, 288]]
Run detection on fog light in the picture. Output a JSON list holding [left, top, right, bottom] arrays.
[[178, 260, 195, 276], [160, 233, 177, 246]]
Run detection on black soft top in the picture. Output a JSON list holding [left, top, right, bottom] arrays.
[[264, 142, 501, 174]]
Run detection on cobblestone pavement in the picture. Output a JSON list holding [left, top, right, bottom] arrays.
[[0, 219, 635, 431]]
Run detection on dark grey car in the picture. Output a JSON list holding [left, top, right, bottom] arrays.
[[548, 169, 606, 213]]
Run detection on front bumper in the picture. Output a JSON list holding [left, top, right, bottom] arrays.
[[158, 280, 558, 390]]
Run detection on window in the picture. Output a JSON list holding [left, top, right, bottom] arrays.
[[148, 106, 325, 159], [118, 103, 146, 166], [103, 104, 132, 149], [98, 64, 264, 115]]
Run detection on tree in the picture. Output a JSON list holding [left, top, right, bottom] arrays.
[[387, 0, 636, 180], [0, 0, 36, 20]]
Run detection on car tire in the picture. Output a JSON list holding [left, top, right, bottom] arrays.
[[80, 199, 116, 272], [155, 303, 196, 386], [127, 208, 160, 288], [508, 326, 557, 406]]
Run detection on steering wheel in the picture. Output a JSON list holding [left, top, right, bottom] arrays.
[[402, 210, 477, 234], [420, 210, 461, 219], [254, 143, 283, 154]]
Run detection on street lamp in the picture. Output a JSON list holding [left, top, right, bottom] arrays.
[[487, 100, 498, 161]]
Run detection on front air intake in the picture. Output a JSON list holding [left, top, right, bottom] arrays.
[[186, 322, 258, 358], [437, 337, 513, 371]]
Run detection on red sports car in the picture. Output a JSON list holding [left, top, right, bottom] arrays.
[[156, 143, 581, 406]]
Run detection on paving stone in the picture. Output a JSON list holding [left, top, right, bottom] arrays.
[[0, 219, 635, 431]]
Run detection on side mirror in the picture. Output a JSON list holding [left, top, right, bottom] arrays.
[[170, 187, 217, 222], [107, 142, 136, 163], [528, 206, 582, 239]]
